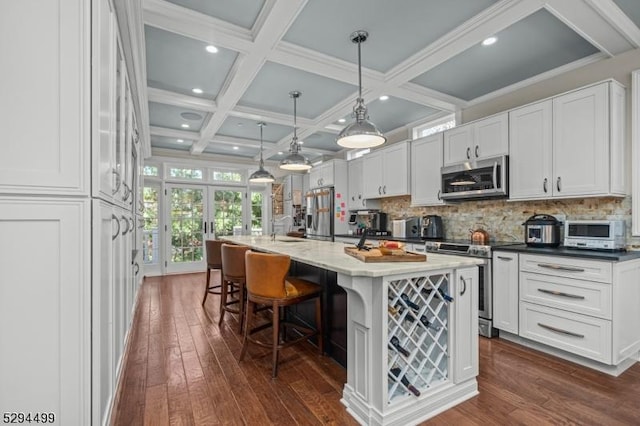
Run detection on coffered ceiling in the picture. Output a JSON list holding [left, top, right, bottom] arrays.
[[142, 0, 640, 165]]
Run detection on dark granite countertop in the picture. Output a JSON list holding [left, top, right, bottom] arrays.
[[493, 244, 640, 262]]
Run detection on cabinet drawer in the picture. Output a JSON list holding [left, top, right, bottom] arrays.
[[520, 272, 611, 319], [519, 302, 611, 364], [519, 254, 612, 283]]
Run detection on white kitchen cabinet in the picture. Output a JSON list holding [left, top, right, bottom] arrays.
[[452, 267, 479, 384], [492, 251, 519, 334], [0, 1, 145, 424], [347, 158, 381, 210], [411, 133, 445, 206], [514, 253, 640, 373], [509, 81, 626, 200], [0, 197, 91, 424], [309, 161, 335, 188], [282, 174, 303, 203], [443, 113, 508, 166], [362, 141, 410, 198]]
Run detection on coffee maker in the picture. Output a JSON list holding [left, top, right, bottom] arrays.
[[369, 211, 388, 234], [421, 215, 444, 239]]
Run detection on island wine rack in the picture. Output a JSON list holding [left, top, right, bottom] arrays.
[[387, 273, 451, 404]]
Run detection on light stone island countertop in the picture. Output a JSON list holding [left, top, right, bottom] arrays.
[[221, 235, 483, 277]]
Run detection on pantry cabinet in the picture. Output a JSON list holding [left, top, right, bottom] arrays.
[[0, 1, 145, 424], [443, 113, 508, 166], [411, 133, 445, 206], [363, 141, 410, 198], [509, 81, 626, 200]]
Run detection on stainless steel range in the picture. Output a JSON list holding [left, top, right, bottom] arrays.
[[424, 240, 517, 338]]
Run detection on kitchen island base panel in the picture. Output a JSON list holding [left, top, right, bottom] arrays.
[[499, 331, 639, 377], [342, 381, 478, 426]]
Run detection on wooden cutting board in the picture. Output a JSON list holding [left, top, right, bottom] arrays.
[[344, 246, 426, 263]]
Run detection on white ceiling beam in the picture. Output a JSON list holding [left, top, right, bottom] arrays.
[[545, 0, 636, 56], [229, 105, 315, 128], [582, 0, 640, 48], [147, 87, 217, 112], [190, 0, 308, 155], [143, 0, 254, 53], [149, 125, 200, 140]]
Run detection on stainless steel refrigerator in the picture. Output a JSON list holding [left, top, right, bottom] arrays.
[[306, 187, 334, 241]]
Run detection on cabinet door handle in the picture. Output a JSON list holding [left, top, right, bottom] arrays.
[[211, 222, 214, 234], [111, 214, 120, 240], [466, 147, 471, 159], [122, 182, 131, 202], [460, 276, 467, 296], [437, 190, 441, 200], [383, 185, 386, 194], [362, 199, 366, 207], [134, 262, 140, 275], [378, 186, 382, 195], [121, 215, 130, 235], [537, 288, 585, 299], [538, 323, 584, 338], [204, 221, 207, 234], [475, 145, 479, 158], [537, 263, 585, 273], [351, 196, 355, 201], [557, 176, 561, 192], [112, 169, 122, 195], [543, 178, 548, 193], [497, 256, 513, 261], [358, 194, 361, 199]]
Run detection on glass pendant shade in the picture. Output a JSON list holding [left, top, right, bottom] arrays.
[[249, 122, 275, 183], [280, 91, 311, 171], [337, 30, 386, 149]]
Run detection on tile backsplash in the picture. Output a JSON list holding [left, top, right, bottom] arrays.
[[381, 195, 639, 245]]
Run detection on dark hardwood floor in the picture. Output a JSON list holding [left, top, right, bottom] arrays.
[[111, 273, 640, 425]]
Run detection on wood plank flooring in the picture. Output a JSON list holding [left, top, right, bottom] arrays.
[[111, 273, 640, 425]]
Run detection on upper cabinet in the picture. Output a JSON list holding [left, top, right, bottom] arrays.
[[411, 134, 444, 206], [509, 81, 626, 200], [309, 161, 335, 188], [282, 174, 303, 203], [443, 113, 508, 166], [363, 142, 410, 199]]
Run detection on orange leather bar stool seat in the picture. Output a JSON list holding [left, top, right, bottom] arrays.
[[202, 240, 224, 306], [220, 243, 251, 333], [240, 251, 323, 378]]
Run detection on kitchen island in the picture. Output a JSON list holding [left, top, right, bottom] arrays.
[[222, 236, 483, 425]]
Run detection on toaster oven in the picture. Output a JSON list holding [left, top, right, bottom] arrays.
[[564, 220, 626, 250]]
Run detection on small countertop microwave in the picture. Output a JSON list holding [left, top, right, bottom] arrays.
[[564, 220, 626, 250]]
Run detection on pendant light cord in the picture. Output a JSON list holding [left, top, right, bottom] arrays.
[[357, 37, 362, 102], [259, 123, 265, 165]]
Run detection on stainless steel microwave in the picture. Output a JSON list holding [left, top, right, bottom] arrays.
[[564, 220, 626, 250], [440, 155, 508, 201]]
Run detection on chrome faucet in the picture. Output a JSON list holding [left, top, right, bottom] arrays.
[[271, 215, 293, 241]]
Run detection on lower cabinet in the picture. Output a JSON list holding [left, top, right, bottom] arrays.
[[492, 251, 519, 334], [452, 267, 479, 383], [499, 252, 640, 370], [0, 197, 91, 424]]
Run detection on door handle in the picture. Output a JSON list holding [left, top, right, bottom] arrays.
[[537, 288, 585, 299], [543, 178, 548, 193], [557, 176, 562, 192], [204, 221, 207, 234], [466, 147, 470, 159], [437, 190, 441, 200], [537, 263, 584, 273], [210, 222, 214, 234], [112, 214, 120, 240], [538, 323, 584, 338], [492, 161, 498, 189], [475, 145, 479, 158], [383, 185, 386, 194], [460, 276, 467, 296], [497, 256, 513, 261]]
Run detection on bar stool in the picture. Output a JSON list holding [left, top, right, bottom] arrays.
[[220, 243, 251, 333], [240, 251, 323, 378], [202, 240, 224, 306]]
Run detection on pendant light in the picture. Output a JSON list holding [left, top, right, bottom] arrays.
[[337, 30, 386, 149], [248, 122, 275, 183], [280, 91, 311, 171]]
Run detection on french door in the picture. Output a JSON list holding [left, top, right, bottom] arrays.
[[164, 184, 245, 274]]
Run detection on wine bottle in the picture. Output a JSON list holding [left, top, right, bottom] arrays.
[[422, 287, 454, 302], [389, 367, 420, 397], [400, 293, 420, 310], [418, 315, 440, 331], [389, 336, 410, 357]]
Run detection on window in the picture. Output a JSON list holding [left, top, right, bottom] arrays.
[[414, 114, 456, 138], [142, 186, 160, 265], [347, 148, 371, 160], [143, 165, 159, 177], [169, 166, 203, 180], [250, 191, 264, 235], [212, 169, 243, 183]]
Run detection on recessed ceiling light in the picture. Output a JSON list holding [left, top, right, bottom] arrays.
[[192, 88, 203, 94], [205, 45, 218, 53], [278, 151, 283, 155], [181, 123, 190, 128], [379, 95, 389, 101], [338, 118, 346, 123], [180, 112, 203, 120], [233, 146, 239, 150], [482, 36, 497, 46], [177, 139, 184, 143]]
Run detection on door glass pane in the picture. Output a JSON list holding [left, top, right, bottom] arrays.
[[170, 188, 204, 263], [213, 190, 243, 237], [251, 191, 263, 235], [142, 187, 159, 265]]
